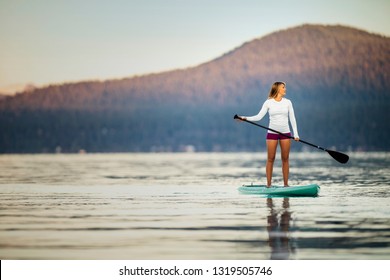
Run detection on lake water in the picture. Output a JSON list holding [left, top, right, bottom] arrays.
[[0, 152, 389, 260]]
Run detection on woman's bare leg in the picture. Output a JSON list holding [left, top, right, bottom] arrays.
[[266, 140, 278, 187], [280, 139, 291, 186]]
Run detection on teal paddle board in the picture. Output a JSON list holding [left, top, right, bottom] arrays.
[[238, 184, 320, 197]]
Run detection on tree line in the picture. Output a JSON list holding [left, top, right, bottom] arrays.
[[0, 24, 389, 153]]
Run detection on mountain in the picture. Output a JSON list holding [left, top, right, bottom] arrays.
[[0, 24, 389, 153]]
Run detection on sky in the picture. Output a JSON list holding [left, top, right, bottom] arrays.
[[0, 0, 389, 94]]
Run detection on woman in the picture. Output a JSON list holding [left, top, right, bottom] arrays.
[[238, 82, 299, 187]]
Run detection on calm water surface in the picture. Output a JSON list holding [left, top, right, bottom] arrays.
[[0, 152, 389, 259]]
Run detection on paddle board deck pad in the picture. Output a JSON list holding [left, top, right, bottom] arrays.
[[238, 184, 320, 197]]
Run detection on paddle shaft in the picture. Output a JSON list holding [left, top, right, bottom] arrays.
[[234, 114, 349, 163], [235, 115, 328, 152]]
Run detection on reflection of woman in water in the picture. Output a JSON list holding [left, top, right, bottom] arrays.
[[267, 198, 295, 259]]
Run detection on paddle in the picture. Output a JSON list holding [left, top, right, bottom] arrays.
[[234, 114, 349, 164]]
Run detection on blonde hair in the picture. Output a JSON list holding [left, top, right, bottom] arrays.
[[268, 81, 286, 98]]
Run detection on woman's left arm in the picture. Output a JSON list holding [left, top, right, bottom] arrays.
[[288, 100, 300, 140]]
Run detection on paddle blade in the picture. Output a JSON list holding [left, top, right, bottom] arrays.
[[327, 150, 349, 164]]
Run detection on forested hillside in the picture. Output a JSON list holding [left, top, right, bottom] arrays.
[[1, 24, 389, 153]]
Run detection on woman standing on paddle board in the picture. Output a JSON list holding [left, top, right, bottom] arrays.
[[238, 82, 299, 187]]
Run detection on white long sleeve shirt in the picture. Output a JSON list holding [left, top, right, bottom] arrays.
[[244, 98, 299, 138]]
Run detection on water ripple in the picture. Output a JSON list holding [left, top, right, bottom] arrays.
[[0, 152, 389, 259]]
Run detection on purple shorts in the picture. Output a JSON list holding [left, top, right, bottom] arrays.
[[266, 132, 291, 140]]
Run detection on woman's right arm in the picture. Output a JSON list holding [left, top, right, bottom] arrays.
[[242, 100, 269, 122]]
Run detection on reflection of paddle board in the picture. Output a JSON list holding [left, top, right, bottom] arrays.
[[238, 184, 320, 197]]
